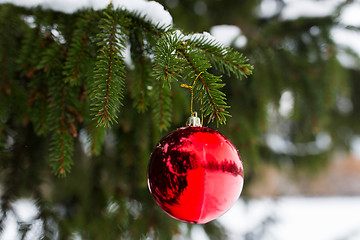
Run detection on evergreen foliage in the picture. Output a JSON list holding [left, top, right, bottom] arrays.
[[90, 6, 128, 127], [1, 0, 360, 239], [0, 3, 252, 176]]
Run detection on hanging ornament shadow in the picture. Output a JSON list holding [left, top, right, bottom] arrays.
[[147, 113, 244, 224]]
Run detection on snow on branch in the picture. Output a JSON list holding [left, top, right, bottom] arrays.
[[0, 0, 173, 26]]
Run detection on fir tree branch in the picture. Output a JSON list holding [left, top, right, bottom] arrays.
[[87, 120, 106, 155], [134, 55, 149, 112], [41, 41, 77, 176], [0, 4, 256, 177], [63, 11, 95, 86], [49, 83, 74, 176], [152, 31, 246, 125], [152, 33, 184, 130], [177, 47, 230, 124], [28, 78, 49, 135], [187, 35, 253, 79], [49, 129, 74, 177], [128, 29, 152, 112], [36, 42, 63, 73], [90, 8, 127, 127], [65, 33, 88, 85], [153, 32, 183, 84], [152, 75, 172, 131], [122, 10, 171, 39]]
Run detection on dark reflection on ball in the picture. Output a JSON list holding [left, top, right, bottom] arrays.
[[147, 126, 244, 224]]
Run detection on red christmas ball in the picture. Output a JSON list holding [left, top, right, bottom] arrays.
[[147, 126, 244, 224]]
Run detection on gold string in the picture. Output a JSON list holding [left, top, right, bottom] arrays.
[[200, 92, 203, 125], [181, 72, 203, 118]]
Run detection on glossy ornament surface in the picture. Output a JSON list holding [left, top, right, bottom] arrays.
[[147, 126, 244, 224]]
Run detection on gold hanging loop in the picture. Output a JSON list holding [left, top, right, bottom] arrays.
[[181, 72, 203, 118]]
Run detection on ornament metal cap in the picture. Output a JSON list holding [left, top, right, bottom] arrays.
[[187, 112, 202, 127]]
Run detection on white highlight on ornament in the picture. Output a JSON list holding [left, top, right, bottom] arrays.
[[0, 0, 173, 26]]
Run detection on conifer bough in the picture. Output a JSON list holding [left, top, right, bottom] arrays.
[[0, 3, 253, 176]]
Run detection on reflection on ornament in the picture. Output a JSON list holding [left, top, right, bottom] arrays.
[[147, 126, 244, 224]]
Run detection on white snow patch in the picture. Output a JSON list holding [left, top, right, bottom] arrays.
[[273, 197, 360, 240], [336, 94, 353, 115], [218, 196, 360, 240], [258, 0, 360, 67], [332, 27, 360, 55], [0, 0, 173, 26], [1, 213, 18, 240], [339, 1, 360, 27], [187, 31, 219, 44], [2, 197, 360, 239], [112, 0, 172, 26], [183, 31, 229, 52], [210, 25, 247, 48], [279, 90, 294, 118], [331, 27, 360, 66], [12, 199, 39, 222], [122, 43, 134, 69], [351, 136, 360, 159], [266, 133, 294, 154], [281, 0, 342, 20], [265, 132, 332, 156], [1, 199, 44, 240], [0, 0, 105, 13], [218, 198, 276, 235], [191, 226, 210, 240], [257, 0, 283, 18], [315, 132, 332, 150]]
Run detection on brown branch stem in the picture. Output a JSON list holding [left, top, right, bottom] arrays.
[[97, 20, 117, 124]]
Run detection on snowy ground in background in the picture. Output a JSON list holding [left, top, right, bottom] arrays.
[[2, 196, 360, 240], [216, 196, 360, 240]]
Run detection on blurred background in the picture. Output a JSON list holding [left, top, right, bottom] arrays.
[[1, 0, 360, 239]]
